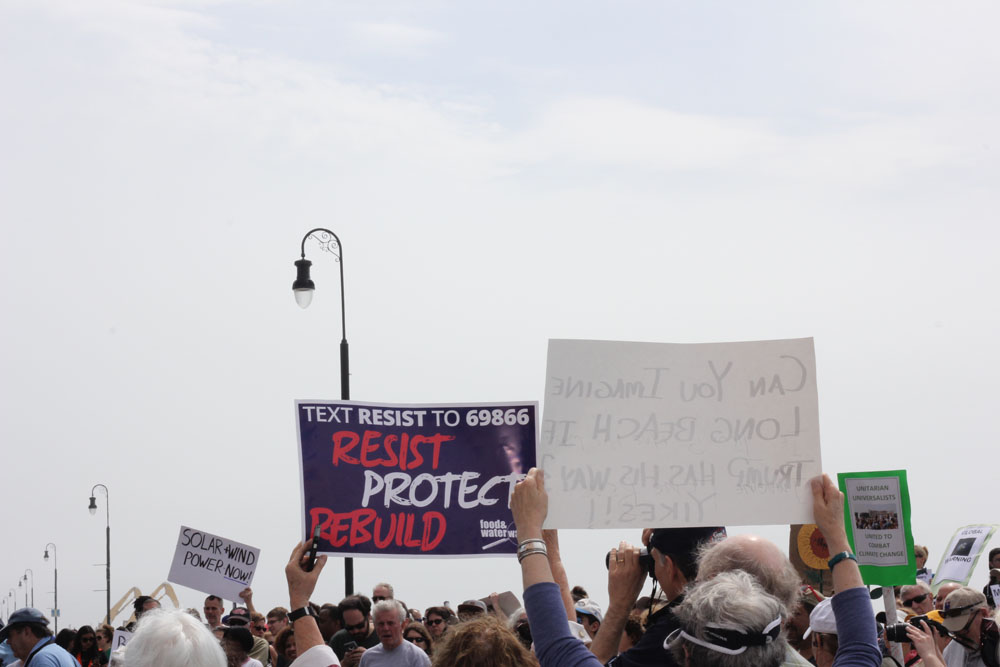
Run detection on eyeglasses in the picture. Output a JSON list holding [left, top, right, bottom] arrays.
[[81, 637, 94, 643], [903, 593, 929, 606], [253, 625, 267, 632], [406, 636, 426, 644], [425, 618, 444, 626], [345, 620, 368, 632], [373, 596, 387, 602]]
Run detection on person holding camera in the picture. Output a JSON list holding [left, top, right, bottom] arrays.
[[511, 469, 881, 667], [589, 526, 725, 666], [937, 588, 999, 667]]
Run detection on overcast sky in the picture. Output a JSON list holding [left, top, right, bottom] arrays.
[[2, 0, 998, 630]]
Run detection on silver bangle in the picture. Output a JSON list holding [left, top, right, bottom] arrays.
[[517, 546, 548, 563]]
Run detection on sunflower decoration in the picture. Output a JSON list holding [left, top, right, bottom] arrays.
[[796, 524, 830, 570]]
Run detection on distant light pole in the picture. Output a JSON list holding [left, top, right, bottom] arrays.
[[44, 542, 59, 632], [20, 569, 33, 607], [89, 483, 111, 623], [2, 597, 7, 619], [292, 228, 353, 596], [7, 589, 14, 611]]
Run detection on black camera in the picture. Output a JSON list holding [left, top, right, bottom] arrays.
[[884, 615, 949, 643], [605, 547, 655, 578]]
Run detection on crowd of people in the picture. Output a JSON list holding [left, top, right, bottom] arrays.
[[2, 471, 998, 667]]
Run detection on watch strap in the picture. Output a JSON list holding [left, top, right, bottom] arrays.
[[289, 606, 317, 622]]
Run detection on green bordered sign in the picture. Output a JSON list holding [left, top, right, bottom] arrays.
[[838, 470, 915, 587], [932, 524, 998, 590]]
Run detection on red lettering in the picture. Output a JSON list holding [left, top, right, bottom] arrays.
[[331, 431, 360, 466], [374, 513, 397, 549], [403, 513, 421, 548], [381, 434, 401, 469], [360, 430, 385, 467], [327, 511, 352, 548], [309, 508, 334, 536], [410, 433, 454, 470], [421, 512, 447, 551], [308, 509, 448, 552], [349, 510, 376, 546]]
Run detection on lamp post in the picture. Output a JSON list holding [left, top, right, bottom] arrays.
[[89, 483, 111, 624], [292, 228, 352, 596], [8, 588, 14, 611], [20, 569, 33, 607], [44, 542, 59, 632]]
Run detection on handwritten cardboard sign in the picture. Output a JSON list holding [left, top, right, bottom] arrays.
[[540, 338, 821, 528], [839, 470, 915, 586], [166, 526, 260, 601], [296, 400, 537, 556]]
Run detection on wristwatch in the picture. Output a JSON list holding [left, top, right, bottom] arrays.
[[289, 606, 317, 622]]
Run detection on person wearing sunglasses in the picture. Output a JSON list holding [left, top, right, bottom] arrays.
[[403, 623, 433, 658], [421, 607, 453, 641], [901, 583, 936, 616], [72, 625, 100, 667], [939, 587, 998, 667], [329, 596, 379, 667]]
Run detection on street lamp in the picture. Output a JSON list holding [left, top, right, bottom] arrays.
[[20, 569, 33, 607], [44, 543, 59, 632], [7, 589, 14, 611], [89, 483, 111, 624], [292, 228, 352, 595]]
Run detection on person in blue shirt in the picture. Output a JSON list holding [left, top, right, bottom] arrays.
[[0, 608, 77, 667]]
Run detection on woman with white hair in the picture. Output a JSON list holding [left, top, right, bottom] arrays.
[[123, 608, 226, 667]]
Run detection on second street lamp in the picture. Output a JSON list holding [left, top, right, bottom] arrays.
[[89, 483, 111, 624], [44, 542, 59, 632], [292, 227, 352, 596], [21, 569, 33, 607]]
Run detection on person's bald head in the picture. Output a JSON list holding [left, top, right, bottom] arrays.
[[697, 534, 801, 611], [935, 582, 962, 610]]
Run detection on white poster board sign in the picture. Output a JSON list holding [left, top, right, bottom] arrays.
[[540, 338, 821, 528], [932, 524, 997, 588], [167, 526, 260, 601], [111, 629, 132, 650]]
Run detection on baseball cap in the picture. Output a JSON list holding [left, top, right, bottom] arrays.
[[457, 600, 487, 613], [0, 608, 49, 642], [804, 598, 837, 638], [575, 599, 604, 623], [223, 608, 251, 626], [648, 527, 727, 578], [940, 588, 987, 632]]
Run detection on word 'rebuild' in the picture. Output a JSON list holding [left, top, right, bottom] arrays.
[[331, 429, 454, 471]]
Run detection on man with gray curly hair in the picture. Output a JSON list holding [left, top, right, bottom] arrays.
[[359, 600, 430, 667], [668, 570, 787, 667]]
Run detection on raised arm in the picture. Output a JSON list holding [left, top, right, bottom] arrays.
[[589, 540, 645, 663], [811, 474, 881, 667], [284, 539, 334, 661], [543, 529, 577, 620]]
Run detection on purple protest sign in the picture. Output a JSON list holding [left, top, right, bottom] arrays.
[[296, 400, 537, 557]]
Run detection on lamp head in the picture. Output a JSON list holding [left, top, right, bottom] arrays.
[[88, 496, 97, 515], [44, 549, 49, 561], [293, 259, 315, 308]]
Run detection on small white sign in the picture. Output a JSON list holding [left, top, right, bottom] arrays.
[[933, 524, 997, 588], [166, 526, 260, 601], [540, 338, 821, 528], [111, 629, 132, 650]]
